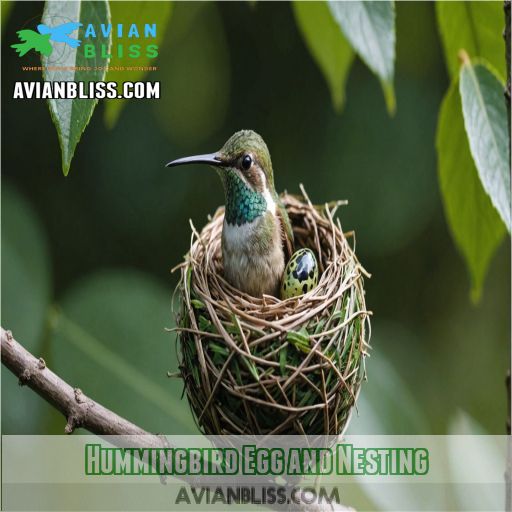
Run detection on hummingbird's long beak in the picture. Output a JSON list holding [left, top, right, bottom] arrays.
[[165, 153, 223, 168]]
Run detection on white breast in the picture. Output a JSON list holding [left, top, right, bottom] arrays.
[[222, 218, 258, 251], [221, 214, 285, 297]]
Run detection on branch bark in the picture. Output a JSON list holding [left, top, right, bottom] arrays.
[[0, 327, 353, 512]]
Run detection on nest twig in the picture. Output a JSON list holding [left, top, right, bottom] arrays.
[[172, 188, 371, 435]]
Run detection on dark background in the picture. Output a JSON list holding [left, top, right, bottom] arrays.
[[1, 1, 510, 437]]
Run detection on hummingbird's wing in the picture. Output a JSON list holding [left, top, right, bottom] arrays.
[[53, 22, 82, 36], [276, 197, 294, 260]]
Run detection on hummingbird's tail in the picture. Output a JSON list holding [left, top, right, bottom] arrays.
[[11, 42, 31, 57]]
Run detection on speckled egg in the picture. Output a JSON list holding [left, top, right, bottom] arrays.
[[280, 248, 319, 299]]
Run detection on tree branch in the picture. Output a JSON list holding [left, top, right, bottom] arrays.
[[1, 327, 156, 440], [1, 327, 353, 511]]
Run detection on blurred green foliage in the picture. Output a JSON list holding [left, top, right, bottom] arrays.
[[153, 2, 230, 148], [1, 1, 510, 438], [49, 270, 196, 433], [105, 1, 173, 127], [1, 183, 55, 432]]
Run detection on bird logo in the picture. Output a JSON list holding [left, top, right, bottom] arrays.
[[11, 22, 82, 57]]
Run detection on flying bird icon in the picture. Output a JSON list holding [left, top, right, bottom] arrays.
[[37, 22, 83, 48], [11, 30, 52, 57]]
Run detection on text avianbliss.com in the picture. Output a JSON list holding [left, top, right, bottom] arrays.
[[13, 81, 160, 100]]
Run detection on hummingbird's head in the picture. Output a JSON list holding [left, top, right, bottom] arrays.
[[166, 130, 274, 195], [167, 130, 277, 225], [216, 130, 274, 193]]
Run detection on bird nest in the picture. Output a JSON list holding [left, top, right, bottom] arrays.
[[172, 188, 371, 435]]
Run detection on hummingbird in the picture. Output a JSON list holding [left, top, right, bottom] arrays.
[[167, 130, 294, 297]]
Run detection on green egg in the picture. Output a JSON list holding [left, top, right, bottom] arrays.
[[280, 248, 319, 299]]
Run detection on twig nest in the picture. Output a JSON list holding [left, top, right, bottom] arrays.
[[173, 189, 371, 435]]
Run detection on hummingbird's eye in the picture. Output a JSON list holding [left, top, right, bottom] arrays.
[[241, 154, 253, 171]]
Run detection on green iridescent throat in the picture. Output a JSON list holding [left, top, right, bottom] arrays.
[[221, 169, 267, 226]]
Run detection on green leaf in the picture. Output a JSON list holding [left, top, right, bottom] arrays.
[[41, 1, 111, 176], [292, 1, 354, 111], [279, 345, 287, 376], [286, 329, 311, 353], [243, 357, 260, 382], [327, 0, 395, 113], [104, 1, 173, 128], [1, 182, 53, 433], [49, 270, 197, 433], [436, 78, 505, 301], [198, 315, 217, 333], [459, 59, 511, 232], [209, 342, 229, 357], [436, 1, 506, 79], [190, 299, 205, 310]]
